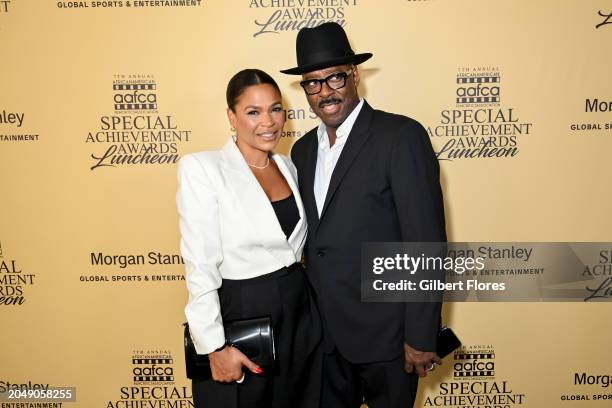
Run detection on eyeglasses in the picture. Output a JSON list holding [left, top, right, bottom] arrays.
[[299, 68, 353, 95]]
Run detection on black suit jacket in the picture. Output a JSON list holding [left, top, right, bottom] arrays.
[[291, 101, 447, 364]]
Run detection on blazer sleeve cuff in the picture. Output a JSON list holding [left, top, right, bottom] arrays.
[[404, 301, 441, 352], [186, 315, 226, 355]]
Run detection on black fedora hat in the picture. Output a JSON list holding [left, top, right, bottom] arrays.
[[281, 22, 372, 75]]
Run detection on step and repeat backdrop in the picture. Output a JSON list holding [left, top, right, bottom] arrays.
[[1, 0, 611, 407]]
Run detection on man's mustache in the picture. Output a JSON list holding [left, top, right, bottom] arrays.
[[319, 98, 342, 108]]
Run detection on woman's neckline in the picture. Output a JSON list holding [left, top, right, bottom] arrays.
[[271, 194, 293, 204]]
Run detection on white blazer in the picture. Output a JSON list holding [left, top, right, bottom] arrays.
[[176, 137, 307, 355]]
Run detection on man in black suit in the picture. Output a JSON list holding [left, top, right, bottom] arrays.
[[281, 23, 447, 407]]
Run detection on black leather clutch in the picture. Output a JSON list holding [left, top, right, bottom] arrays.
[[183, 317, 276, 380], [436, 326, 461, 358]]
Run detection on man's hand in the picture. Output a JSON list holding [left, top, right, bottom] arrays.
[[208, 346, 263, 383], [404, 343, 442, 377]]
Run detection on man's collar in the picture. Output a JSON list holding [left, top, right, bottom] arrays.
[[317, 98, 365, 146]]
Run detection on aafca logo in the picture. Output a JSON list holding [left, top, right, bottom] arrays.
[[424, 344, 526, 407], [454, 345, 495, 379], [456, 68, 500, 107], [132, 350, 174, 384], [85, 74, 192, 170], [113, 79, 157, 113], [0, 1, 11, 13], [596, 11, 611, 29], [105, 350, 191, 408], [427, 66, 533, 161], [0, 241, 36, 306], [248, 0, 358, 37]]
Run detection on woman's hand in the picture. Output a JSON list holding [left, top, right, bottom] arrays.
[[208, 346, 263, 382]]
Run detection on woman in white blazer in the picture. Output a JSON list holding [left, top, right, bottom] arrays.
[[176, 69, 321, 408]]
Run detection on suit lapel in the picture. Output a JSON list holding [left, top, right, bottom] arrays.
[[319, 101, 374, 222], [301, 132, 320, 234], [220, 138, 295, 266]]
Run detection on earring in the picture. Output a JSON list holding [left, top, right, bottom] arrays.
[[230, 126, 236, 132]]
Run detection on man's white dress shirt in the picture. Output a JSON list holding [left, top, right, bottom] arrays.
[[314, 98, 364, 215]]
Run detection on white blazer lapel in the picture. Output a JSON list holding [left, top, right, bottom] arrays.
[[272, 154, 307, 254], [220, 138, 297, 266]]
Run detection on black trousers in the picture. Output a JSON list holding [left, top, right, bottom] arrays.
[[192, 263, 322, 408], [320, 347, 419, 408]]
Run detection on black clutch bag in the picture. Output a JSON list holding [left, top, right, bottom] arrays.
[[436, 325, 461, 358], [183, 317, 276, 380]]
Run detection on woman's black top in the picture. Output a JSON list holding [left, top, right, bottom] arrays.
[[271, 194, 299, 239]]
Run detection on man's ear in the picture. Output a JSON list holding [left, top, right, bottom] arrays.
[[352, 65, 360, 88]]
